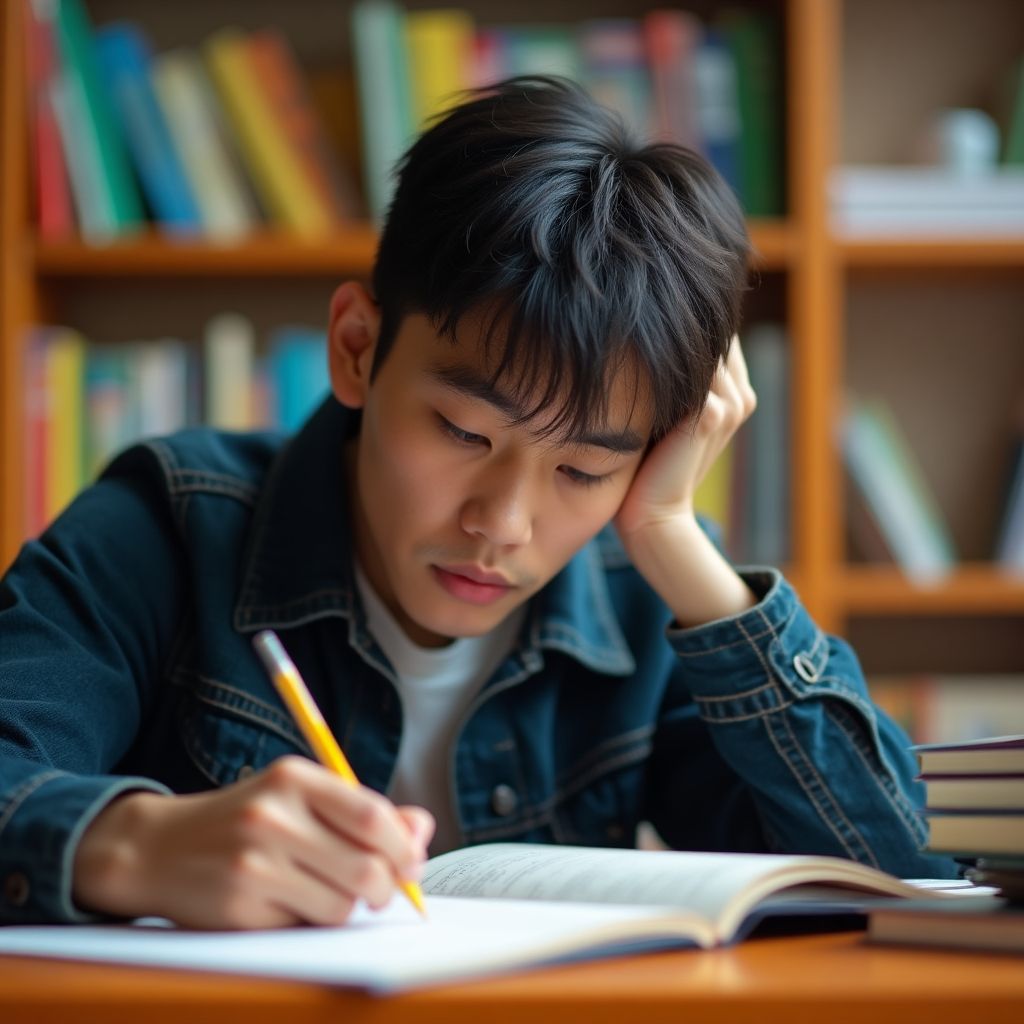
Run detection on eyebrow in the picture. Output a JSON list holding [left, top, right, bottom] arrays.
[[428, 364, 647, 454]]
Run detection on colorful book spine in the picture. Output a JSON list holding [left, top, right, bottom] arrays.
[[580, 19, 653, 136], [995, 435, 1024, 571], [269, 327, 329, 433], [351, 0, 415, 221], [94, 23, 203, 236], [84, 344, 133, 478], [245, 30, 352, 224], [43, 327, 87, 524], [204, 313, 257, 430], [205, 28, 332, 237], [842, 398, 957, 582], [25, 0, 75, 238], [404, 8, 475, 130], [151, 49, 259, 241], [23, 332, 50, 537], [742, 323, 789, 564], [725, 10, 784, 217], [53, 0, 144, 236], [643, 9, 702, 151], [692, 27, 741, 196]]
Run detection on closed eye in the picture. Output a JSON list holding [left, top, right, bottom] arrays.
[[559, 465, 612, 487], [437, 413, 488, 447]]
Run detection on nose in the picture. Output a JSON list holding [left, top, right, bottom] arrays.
[[459, 462, 534, 548]]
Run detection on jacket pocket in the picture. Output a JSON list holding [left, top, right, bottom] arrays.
[[177, 677, 306, 787]]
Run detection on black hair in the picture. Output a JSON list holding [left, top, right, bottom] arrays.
[[372, 76, 750, 441]]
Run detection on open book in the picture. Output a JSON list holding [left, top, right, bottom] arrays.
[[0, 844, 979, 992]]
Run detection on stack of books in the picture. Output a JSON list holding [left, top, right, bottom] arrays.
[[918, 734, 1024, 898], [830, 167, 1024, 237], [867, 735, 1024, 953]]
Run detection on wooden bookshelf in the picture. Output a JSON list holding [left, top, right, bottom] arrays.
[[2, 0, 1023, 685]]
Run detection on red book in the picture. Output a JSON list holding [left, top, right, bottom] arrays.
[[24, 0, 75, 238], [23, 330, 51, 538]]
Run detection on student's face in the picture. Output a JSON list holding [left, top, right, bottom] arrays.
[[328, 283, 653, 648]]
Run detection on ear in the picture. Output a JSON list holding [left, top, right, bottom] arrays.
[[328, 281, 381, 409]]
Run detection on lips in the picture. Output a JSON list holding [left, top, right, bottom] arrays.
[[439, 564, 512, 587], [431, 564, 514, 606]]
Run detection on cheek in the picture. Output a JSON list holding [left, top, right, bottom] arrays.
[[366, 413, 455, 517]]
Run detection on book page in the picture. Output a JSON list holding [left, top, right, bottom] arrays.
[[0, 896, 706, 992], [422, 844, 879, 926]]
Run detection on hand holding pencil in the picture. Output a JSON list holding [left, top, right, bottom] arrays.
[[253, 629, 429, 918]]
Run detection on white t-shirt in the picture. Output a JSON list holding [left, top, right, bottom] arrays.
[[354, 565, 524, 854]]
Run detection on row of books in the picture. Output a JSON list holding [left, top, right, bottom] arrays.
[[842, 393, 1024, 579], [693, 323, 789, 567], [26, 0, 359, 241], [23, 318, 328, 536], [867, 734, 1023, 953], [351, 1, 785, 220]]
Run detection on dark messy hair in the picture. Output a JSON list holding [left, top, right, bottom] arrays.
[[371, 76, 750, 441]]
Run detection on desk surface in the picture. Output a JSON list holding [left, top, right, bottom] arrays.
[[2, 930, 1023, 1024]]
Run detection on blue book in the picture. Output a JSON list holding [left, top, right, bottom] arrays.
[[94, 23, 203, 235], [269, 327, 329, 433], [692, 27, 741, 197]]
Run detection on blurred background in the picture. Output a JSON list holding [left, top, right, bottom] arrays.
[[1, 0, 1023, 744]]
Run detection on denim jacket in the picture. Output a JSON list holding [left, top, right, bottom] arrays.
[[0, 398, 957, 923]]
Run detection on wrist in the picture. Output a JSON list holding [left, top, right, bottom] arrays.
[[622, 516, 756, 628], [72, 790, 168, 918]]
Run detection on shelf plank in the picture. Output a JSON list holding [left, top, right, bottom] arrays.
[[33, 220, 795, 277], [839, 564, 1024, 615], [34, 227, 381, 276], [748, 219, 795, 268], [840, 238, 1024, 268]]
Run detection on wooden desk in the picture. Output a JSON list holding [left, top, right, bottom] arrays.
[[2, 931, 1022, 1024]]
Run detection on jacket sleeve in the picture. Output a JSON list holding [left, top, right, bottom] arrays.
[[0, 460, 182, 922], [644, 568, 959, 879]]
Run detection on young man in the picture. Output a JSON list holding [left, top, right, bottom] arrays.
[[0, 78, 956, 929]]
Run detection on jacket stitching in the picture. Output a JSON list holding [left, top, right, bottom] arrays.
[[0, 770, 64, 840], [554, 743, 651, 803], [558, 725, 655, 784], [826, 703, 928, 845], [672, 624, 777, 655], [764, 712, 878, 867]]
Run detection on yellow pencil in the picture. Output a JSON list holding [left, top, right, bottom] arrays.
[[252, 629, 427, 917]]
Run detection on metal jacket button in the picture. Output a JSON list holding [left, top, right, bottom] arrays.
[[490, 784, 518, 817]]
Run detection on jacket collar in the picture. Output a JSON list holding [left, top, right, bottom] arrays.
[[234, 398, 635, 677]]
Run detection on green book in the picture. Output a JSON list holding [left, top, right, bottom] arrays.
[[54, 0, 145, 235], [1003, 56, 1024, 166], [724, 11, 784, 217]]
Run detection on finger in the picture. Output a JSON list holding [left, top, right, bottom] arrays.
[[285, 760, 424, 875], [306, 843, 402, 911], [397, 805, 436, 854], [725, 335, 757, 419], [261, 854, 359, 927], [244, 786, 405, 913]]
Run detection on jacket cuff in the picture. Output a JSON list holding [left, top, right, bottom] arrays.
[[0, 771, 172, 924], [666, 568, 870, 710]]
